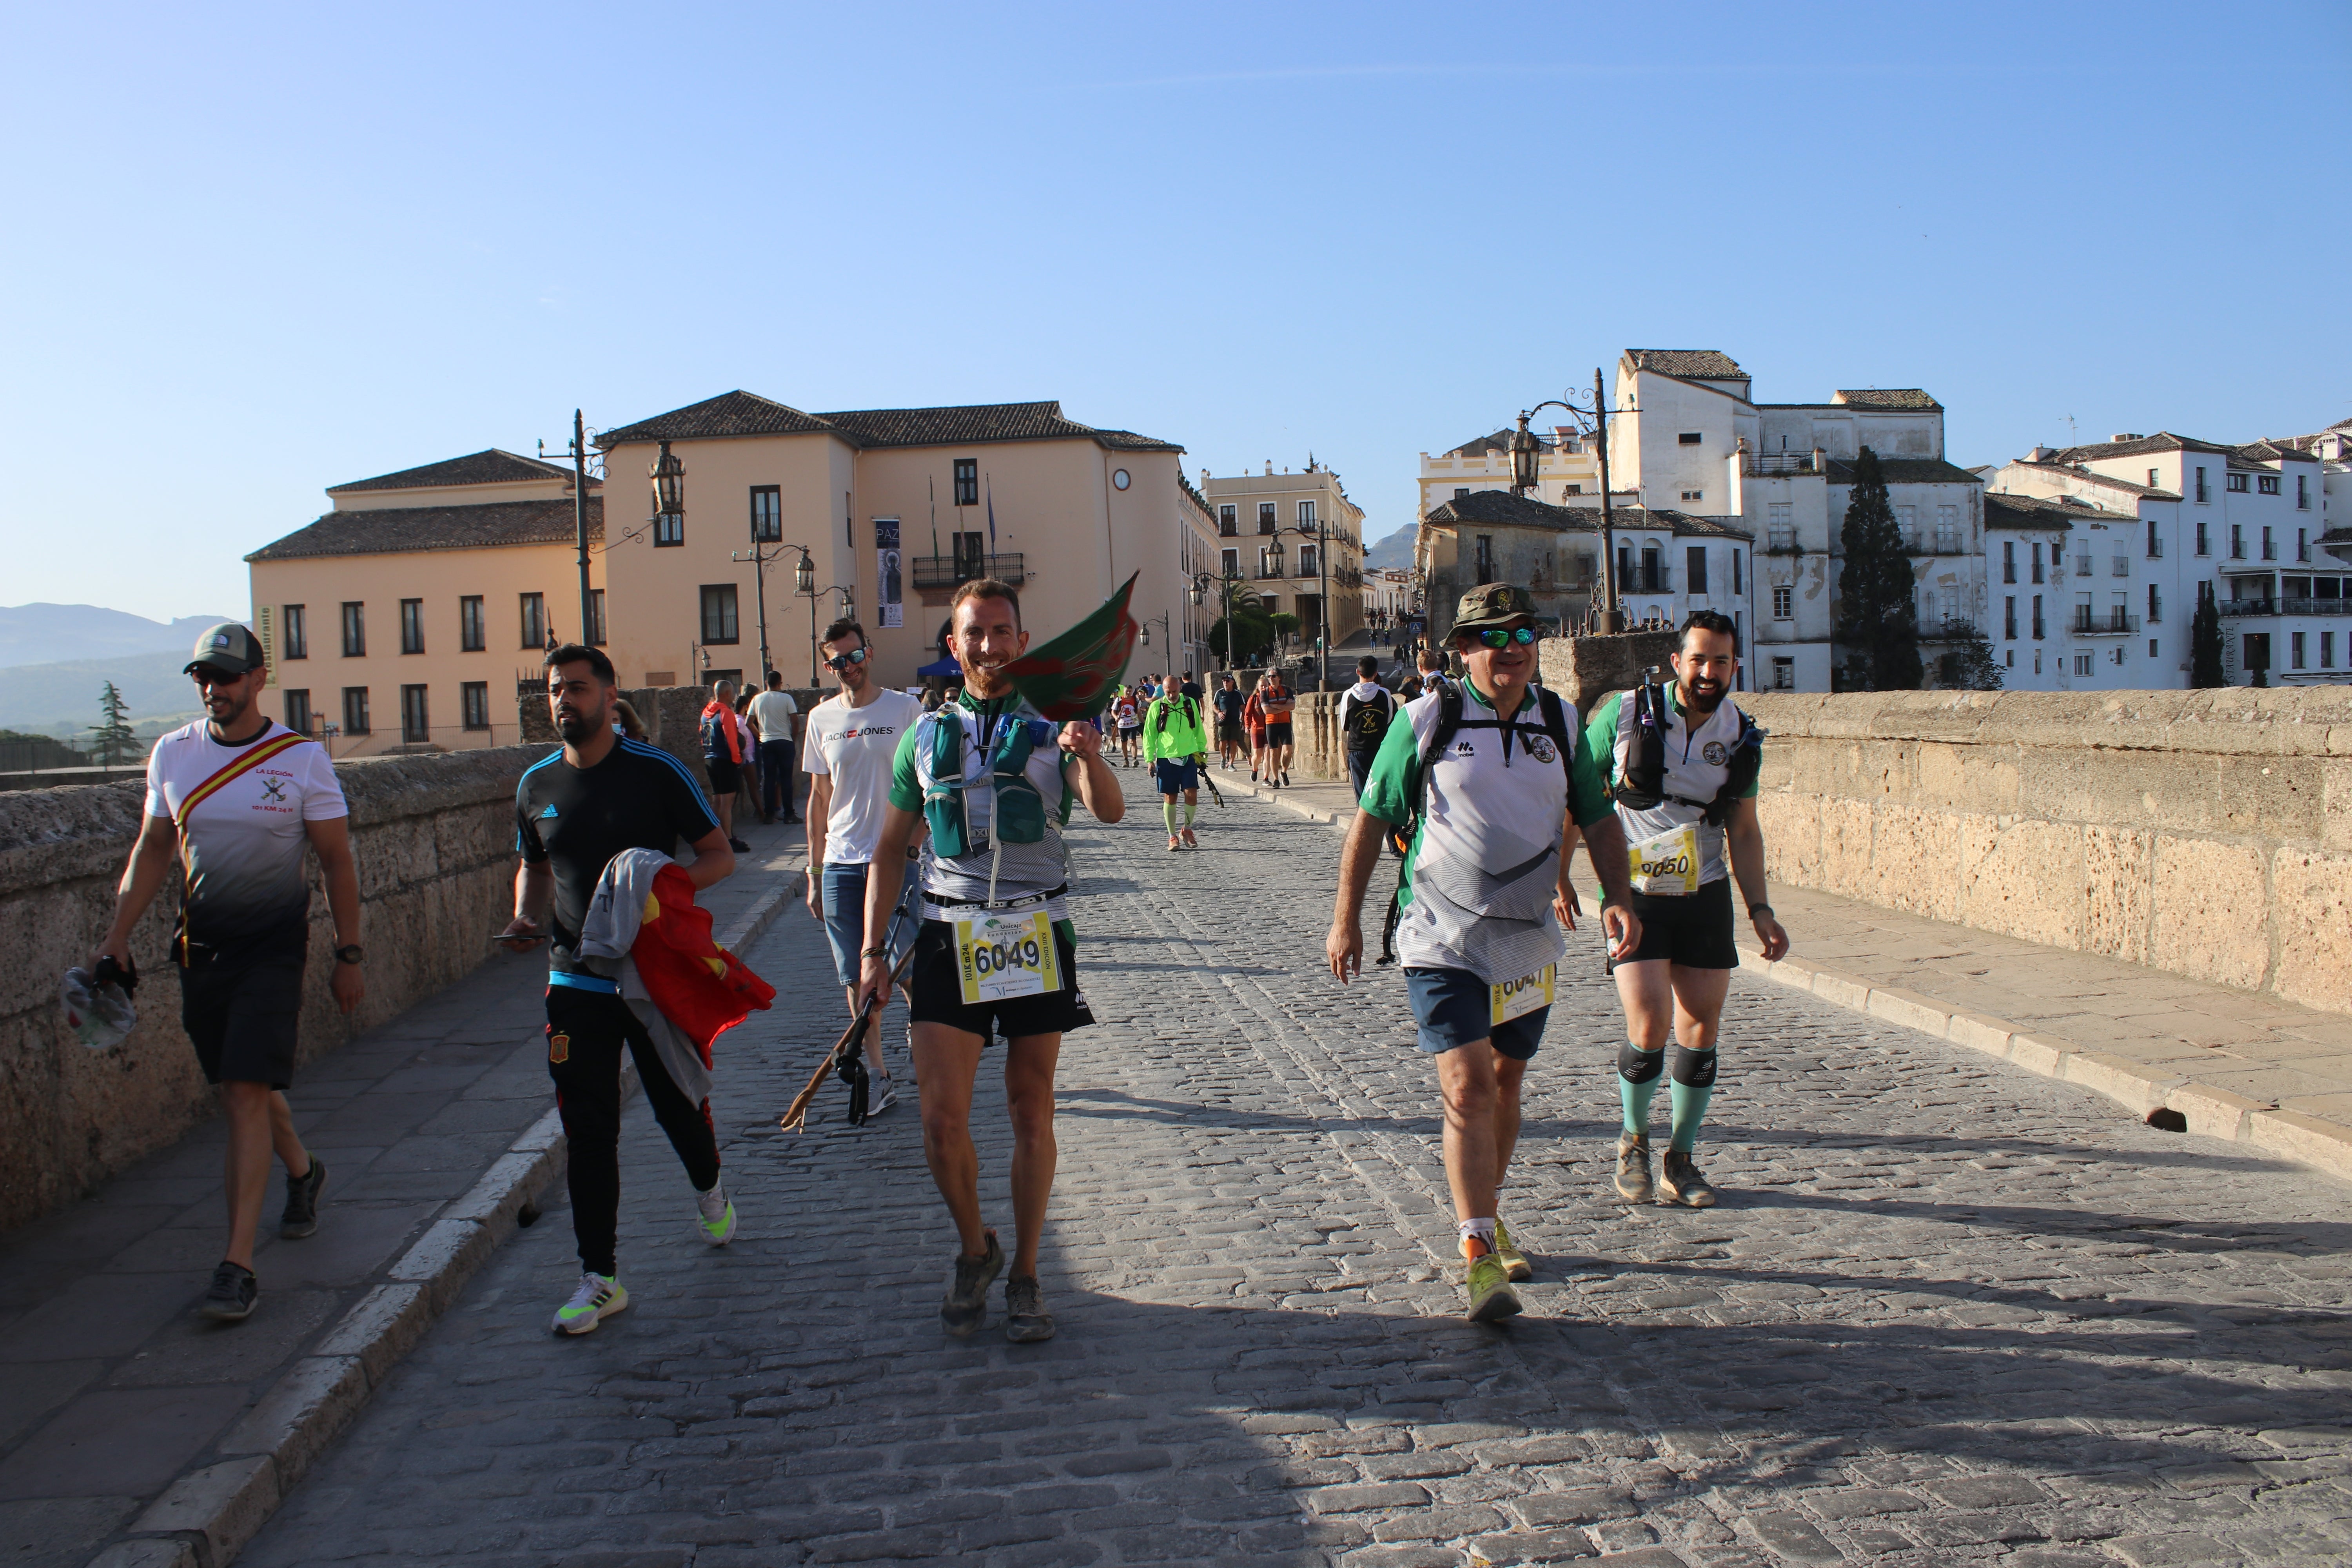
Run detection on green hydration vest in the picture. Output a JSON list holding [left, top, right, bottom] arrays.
[[916, 702, 1060, 858]]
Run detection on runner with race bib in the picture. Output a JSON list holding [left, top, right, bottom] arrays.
[[1584, 610, 1790, 1210], [1327, 584, 1639, 1324], [859, 578, 1125, 1343]]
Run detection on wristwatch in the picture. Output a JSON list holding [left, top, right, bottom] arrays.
[[334, 944, 365, 965], [1747, 904, 1774, 922]]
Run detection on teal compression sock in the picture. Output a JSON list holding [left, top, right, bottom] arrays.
[[1617, 1043, 1663, 1134], [1668, 1045, 1718, 1152]]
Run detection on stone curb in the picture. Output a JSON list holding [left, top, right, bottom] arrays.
[[1735, 943, 2352, 1187], [1218, 775, 1354, 828], [84, 873, 797, 1568]]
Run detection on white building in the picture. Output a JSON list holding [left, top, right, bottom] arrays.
[[1987, 431, 2345, 687], [1417, 428, 1600, 519], [1601, 350, 1985, 691]]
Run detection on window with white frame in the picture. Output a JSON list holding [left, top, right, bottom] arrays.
[[1772, 583, 1793, 620]]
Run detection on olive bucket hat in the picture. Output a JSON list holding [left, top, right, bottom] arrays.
[[1452, 583, 1537, 635]]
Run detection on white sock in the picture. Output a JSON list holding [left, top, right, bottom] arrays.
[[697, 1180, 726, 1211], [1457, 1217, 1496, 1249]]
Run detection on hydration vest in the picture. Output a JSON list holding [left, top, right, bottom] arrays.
[[1610, 677, 1764, 826], [913, 703, 1059, 859]]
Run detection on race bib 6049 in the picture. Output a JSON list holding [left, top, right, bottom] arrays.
[[956, 909, 1060, 1005]]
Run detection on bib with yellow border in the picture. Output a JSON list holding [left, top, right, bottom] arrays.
[[1629, 823, 1701, 897], [1490, 963, 1555, 1028], [955, 908, 1060, 1005]]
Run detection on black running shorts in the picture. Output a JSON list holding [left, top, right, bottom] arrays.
[[1621, 877, 1739, 970], [704, 757, 740, 793], [906, 917, 1093, 1042], [180, 954, 306, 1088], [1264, 721, 1295, 747]]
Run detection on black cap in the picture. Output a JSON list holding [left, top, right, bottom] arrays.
[[185, 622, 267, 677]]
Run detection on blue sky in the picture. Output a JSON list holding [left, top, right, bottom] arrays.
[[2, 0, 2344, 622]]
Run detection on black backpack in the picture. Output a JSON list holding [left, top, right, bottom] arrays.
[[1343, 686, 1396, 750], [1608, 674, 1765, 827], [1374, 683, 1579, 967]]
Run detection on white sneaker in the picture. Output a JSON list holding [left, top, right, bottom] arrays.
[[696, 1184, 736, 1245], [552, 1272, 628, 1335], [869, 1077, 898, 1116]]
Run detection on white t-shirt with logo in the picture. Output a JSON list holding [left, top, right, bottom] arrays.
[[803, 689, 924, 865], [747, 689, 799, 744], [143, 720, 346, 952]]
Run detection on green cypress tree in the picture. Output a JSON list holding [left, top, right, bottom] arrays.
[[1832, 446, 1923, 690], [89, 681, 138, 766], [2189, 593, 2227, 688]]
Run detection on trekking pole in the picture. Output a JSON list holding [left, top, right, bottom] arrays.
[[779, 878, 919, 1132]]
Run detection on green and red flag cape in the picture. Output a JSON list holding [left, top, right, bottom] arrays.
[[1003, 572, 1139, 722]]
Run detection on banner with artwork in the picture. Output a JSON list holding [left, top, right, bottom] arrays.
[[875, 518, 904, 628]]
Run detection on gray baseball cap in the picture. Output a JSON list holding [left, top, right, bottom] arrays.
[[185, 622, 267, 677]]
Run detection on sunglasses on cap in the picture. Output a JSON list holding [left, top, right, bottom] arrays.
[[822, 647, 871, 671], [1466, 626, 1539, 649]]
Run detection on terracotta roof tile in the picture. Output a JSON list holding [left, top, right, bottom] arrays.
[[328, 448, 581, 494], [246, 498, 603, 561], [1624, 350, 1747, 379], [1833, 388, 1942, 410]]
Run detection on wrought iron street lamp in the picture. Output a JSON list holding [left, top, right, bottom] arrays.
[[1509, 370, 1625, 634], [651, 441, 685, 520], [1190, 565, 1245, 671], [785, 545, 853, 686]]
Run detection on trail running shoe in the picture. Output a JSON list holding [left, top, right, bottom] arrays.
[[1167, 837, 1182, 852], [553, 1272, 628, 1335], [280, 1156, 328, 1239], [1464, 1251, 1522, 1324], [1614, 1132, 1654, 1204], [1492, 1218, 1532, 1283], [1005, 1275, 1056, 1342], [696, 1184, 737, 1245], [1181, 828, 1198, 850], [941, 1230, 1004, 1338], [199, 1260, 258, 1322], [1659, 1150, 1718, 1208]]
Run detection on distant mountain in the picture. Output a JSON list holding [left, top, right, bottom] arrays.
[[1363, 526, 1417, 572], [0, 603, 238, 668], [0, 652, 207, 738]]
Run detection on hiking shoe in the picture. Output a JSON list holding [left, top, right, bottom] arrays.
[[1614, 1132, 1654, 1203], [695, 1183, 737, 1245], [1005, 1275, 1056, 1342], [1659, 1150, 1718, 1208], [1492, 1218, 1532, 1283], [279, 1156, 327, 1239], [868, 1076, 898, 1116], [941, 1230, 1004, 1338], [553, 1272, 628, 1334], [1464, 1252, 1522, 1324], [199, 1260, 257, 1323]]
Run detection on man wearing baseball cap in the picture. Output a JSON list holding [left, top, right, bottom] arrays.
[[93, 622, 366, 1323], [1327, 584, 1639, 1323]]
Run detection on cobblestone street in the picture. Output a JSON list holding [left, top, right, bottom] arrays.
[[241, 788, 2350, 1568]]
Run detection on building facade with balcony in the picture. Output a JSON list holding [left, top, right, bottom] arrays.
[[1413, 490, 1757, 679], [244, 450, 604, 756], [1987, 431, 2345, 686], [1600, 350, 1984, 692], [592, 393, 1188, 691], [1200, 460, 1368, 660], [1417, 427, 1601, 518]]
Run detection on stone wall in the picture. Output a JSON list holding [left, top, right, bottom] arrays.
[[0, 744, 553, 1232], [1741, 688, 2352, 1018]]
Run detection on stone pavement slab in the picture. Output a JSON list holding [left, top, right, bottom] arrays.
[[233, 792, 2351, 1567], [1, 817, 804, 1568]]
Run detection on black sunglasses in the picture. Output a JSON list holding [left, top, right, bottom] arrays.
[[822, 647, 871, 671], [190, 666, 254, 687], [1468, 626, 1539, 649]]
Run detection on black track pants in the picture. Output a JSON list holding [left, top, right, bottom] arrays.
[[545, 985, 720, 1277]]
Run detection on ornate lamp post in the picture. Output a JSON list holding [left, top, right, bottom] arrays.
[[787, 546, 854, 686], [1262, 515, 1334, 689], [1190, 564, 1245, 671], [1510, 370, 1625, 634]]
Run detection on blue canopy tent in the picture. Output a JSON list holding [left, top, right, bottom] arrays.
[[914, 656, 961, 679]]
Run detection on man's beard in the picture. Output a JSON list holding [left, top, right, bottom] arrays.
[[1680, 678, 1728, 714], [556, 710, 600, 743]]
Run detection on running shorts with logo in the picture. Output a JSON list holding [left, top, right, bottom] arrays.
[[1153, 758, 1199, 794], [1404, 965, 1548, 1060], [820, 856, 920, 989], [1622, 878, 1738, 969]]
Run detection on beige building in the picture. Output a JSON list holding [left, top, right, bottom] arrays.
[[1417, 426, 1601, 517], [588, 393, 1189, 692], [1199, 460, 1368, 677], [245, 450, 602, 756]]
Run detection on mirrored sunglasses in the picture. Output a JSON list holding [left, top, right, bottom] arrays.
[[1471, 626, 1539, 648], [823, 647, 871, 671]]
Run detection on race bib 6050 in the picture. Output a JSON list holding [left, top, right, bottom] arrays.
[[1629, 824, 1701, 897]]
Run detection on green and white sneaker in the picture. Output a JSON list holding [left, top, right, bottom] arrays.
[[696, 1183, 737, 1245], [1492, 1218, 1532, 1283], [553, 1272, 628, 1335], [1464, 1250, 1523, 1324]]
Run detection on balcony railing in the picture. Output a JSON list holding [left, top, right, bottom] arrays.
[[1623, 566, 1673, 594], [2071, 608, 2141, 634], [2146, 538, 2165, 559], [911, 552, 1027, 590], [1744, 454, 1817, 476], [1920, 617, 1979, 641]]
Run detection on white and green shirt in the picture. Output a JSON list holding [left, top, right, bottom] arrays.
[[888, 690, 1073, 904], [1357, 681, 1615, 983], [1584, 686, 1757, 888]]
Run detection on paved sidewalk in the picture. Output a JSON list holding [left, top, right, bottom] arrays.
[[0, 813, 805, 1568], [236, 792, 2349, 1567]]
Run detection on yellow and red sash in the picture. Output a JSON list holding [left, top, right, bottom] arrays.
[[171, 727, 309, 963]]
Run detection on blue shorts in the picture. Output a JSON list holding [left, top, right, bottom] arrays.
[[1153, 758, 1199, 795], [819, 859, 918, 990], [1404, 966, 1549, 1060]]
